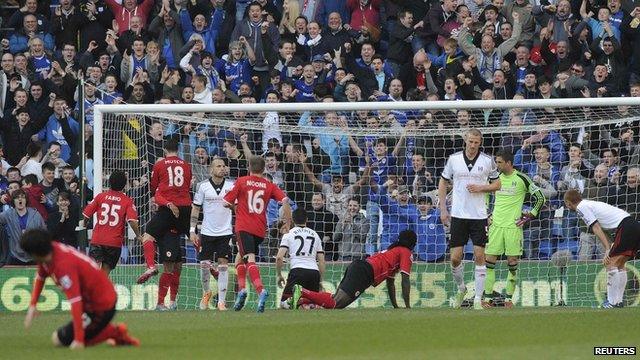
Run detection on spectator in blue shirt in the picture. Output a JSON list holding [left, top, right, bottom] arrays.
[[34, 98, 79, 165], [415, 195, 447, 262]]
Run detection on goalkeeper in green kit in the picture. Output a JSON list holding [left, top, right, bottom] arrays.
[[482, 150, 546, 308]]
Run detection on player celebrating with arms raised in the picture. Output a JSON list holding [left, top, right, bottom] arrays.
[[276, 208, 325, 309], [83, 170, 142, 273], [190, 158, 235, 310], [292, 230, 417, 310], [438, 128, 500, 309], [482, 150, 546, 308], [23, 229, 139, 349], [223, 155, 291, 313], [564, 189, 640, 308], [138, 137, 193, 284]]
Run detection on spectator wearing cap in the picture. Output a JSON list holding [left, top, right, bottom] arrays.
[[0, 108, 38, 166], [334, 197, 369, 261], [415, 195, 447, 262], [9, 14, 55, 54], [375, 182, 420, 251], [149, 3, 184, 71], [310, 54, 335, 84]]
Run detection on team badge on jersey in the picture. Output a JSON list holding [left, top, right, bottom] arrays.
[[60, 275, 73, 290]]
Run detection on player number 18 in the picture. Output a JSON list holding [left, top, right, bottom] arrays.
[[167, 166, 184, 187], [247, 189, 265, 214]]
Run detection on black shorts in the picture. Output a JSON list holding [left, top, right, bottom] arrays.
[[158, 230, 184, 263], [281, 268, 321, 300], [145, 206, 191, 240], [89, 245, 121, 270], [57, 306, 116, 347], [450, 217, 488, 248], [337, 259, 374, 300], [235, 231, 263, 257], [199, 235, 232, 261], [611, 217, 640, 257]]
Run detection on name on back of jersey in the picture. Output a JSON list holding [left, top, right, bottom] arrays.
[[246, 180, 267, 189]]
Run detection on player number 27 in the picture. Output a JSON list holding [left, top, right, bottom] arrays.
[[294, 236, 316, 256], [167, 166, 185, 187], [247, 189, 265, 214], [98, 203, 121, 226]]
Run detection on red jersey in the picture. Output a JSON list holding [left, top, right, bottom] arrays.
[[30, 242, 117, 343], [223, 175, 287, 237], [366, 246, 413, 286], [83, 190, 138, 248], [150, 155, 193, 207]]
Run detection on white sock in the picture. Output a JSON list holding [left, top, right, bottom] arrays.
[[452, 263, 466, 292], [218, 264, 229, 304], [280, 300, 290, 309], [200, 261, 211, 292], [615, 269, 627, 305], [607, 268, 618, 304], [474, 265, 487, 302]]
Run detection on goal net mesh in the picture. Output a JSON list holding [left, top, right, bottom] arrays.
[[96, 102, 640, 310]]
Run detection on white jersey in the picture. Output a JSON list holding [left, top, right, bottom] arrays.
[[193, 178, 235, 236], [441, 151, 498, 219], [280, 226, 323, 271], [576, 200, 630, 230]]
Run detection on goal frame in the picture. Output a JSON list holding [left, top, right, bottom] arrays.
[[93, 97, 640, 194]]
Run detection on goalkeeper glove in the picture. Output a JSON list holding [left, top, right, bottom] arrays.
[[516, 212, 535, 227]]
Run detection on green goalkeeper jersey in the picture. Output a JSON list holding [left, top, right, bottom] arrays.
[[491, 170, 546, 228]]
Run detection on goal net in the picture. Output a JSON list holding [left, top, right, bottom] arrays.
[[91, 98, 640, 310]]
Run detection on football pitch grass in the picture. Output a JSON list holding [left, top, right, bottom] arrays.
[[1, 307, 638, 359]]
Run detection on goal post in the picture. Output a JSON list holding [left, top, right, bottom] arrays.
[[85, 97, 640, 311]]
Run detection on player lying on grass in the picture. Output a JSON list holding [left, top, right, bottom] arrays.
[[22, 229, 139, 349], [564, 189, 639, 308], [276, 208, 325, 309], [292, 230, 416, 309], [482, 150, 546, 308]]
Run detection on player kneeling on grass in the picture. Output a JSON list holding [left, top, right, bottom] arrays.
[[564, 189, 640, 308], [292, 230, 416, 309], [482, 150, 546, 308], [276, 208, 325, 309], [22, 229, 139, 349]]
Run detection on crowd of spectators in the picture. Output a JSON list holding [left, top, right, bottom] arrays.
[[1, 0, 640, 265]]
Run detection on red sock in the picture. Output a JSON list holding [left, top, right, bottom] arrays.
[[301, 288, 336, 309], [86, 323, 119, 346], [169, 270, 181, 301], [247, 262, 264, 294], [157, 273, 170, 305], [236, 263, 247, 291], [143, 241, 156, 268]]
